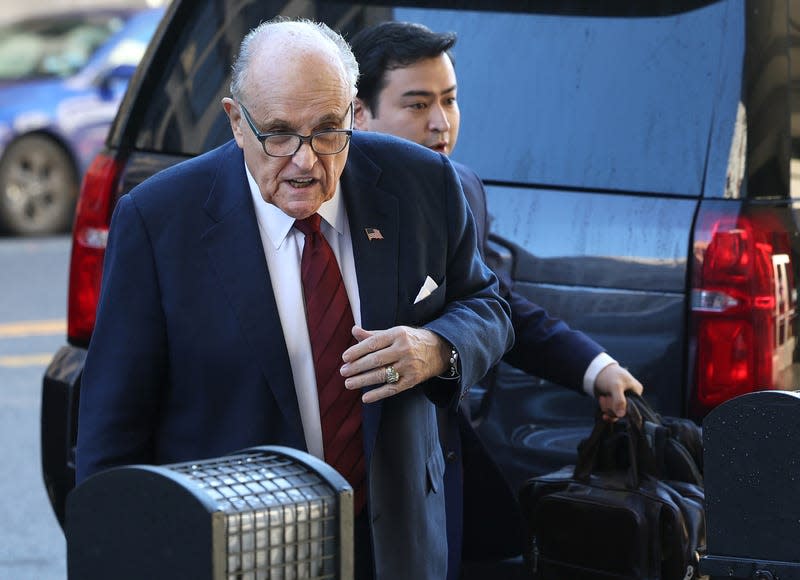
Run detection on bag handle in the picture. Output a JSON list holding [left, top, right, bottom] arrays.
[[573, 392, 657, 489], [627, 390, 704, 484], [626, 391, 661, 425]]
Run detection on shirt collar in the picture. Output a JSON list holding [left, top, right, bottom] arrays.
[[246, 163, 346, 249]]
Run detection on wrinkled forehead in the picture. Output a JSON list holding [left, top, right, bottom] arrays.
[[249, 25, 352, 99], [248, 59, 352, 121]]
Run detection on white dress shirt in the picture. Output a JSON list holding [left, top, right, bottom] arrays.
[[246, 165, 361, 461]]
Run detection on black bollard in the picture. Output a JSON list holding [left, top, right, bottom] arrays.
[[700, 390, 800, 579]]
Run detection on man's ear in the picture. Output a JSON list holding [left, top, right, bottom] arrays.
[[221, 97, 245, 148], [353, 97, 372, 130]]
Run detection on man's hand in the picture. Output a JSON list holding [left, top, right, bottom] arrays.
[[594, 363, 644, 422], [340, 325, 449, 403]]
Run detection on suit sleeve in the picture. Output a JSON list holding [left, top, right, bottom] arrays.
[[453, 162, 489, 260], [422, 157, 514, 407], [459, 164, 604, 391], [76, 193, 167, 483], [501, 289, 604, 390]]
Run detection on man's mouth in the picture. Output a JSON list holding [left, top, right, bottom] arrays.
[[288, 177, 315, 188], [430, 142, 448, 153]]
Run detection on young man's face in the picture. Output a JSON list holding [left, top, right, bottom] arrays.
[[355, 53, 460, 156]]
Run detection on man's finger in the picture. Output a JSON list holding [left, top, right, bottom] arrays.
[[613, 392, 627, 418], [598, 388, 627, 420], [342, 327, 389, 363], [628, 380, 644, 396], [351, 325, 373, 342], [362, 383, 401, 403]]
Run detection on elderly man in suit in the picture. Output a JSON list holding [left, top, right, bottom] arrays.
[[75, 18, 512, 580]]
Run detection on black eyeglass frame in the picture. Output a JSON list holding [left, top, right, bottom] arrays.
[[238, 101, 354, 158]]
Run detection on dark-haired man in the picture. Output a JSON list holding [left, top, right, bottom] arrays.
[[350, 21, 644, 578]]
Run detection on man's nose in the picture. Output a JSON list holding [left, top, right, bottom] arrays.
[[428, 105, 451, 132], [291, 140, 318, 169]]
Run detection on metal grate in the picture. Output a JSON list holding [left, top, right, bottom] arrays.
[[173, 452, 341, 580]]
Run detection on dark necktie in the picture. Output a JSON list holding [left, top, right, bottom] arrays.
[[295, 214, 365, 515]]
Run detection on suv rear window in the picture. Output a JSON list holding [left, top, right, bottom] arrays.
[[133, 0, 731, 196]]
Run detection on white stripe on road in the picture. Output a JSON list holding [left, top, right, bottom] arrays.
[[0, 319, 65, 338], [0, 319, 64, 367], [0, 353, 53, 367]]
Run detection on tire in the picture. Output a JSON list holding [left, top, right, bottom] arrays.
[[0, 134, 79, 236]]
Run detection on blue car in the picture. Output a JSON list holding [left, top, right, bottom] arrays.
[[0, 7, 165, 236]]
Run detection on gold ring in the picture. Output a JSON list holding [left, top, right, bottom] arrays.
[[385, 365, 400, 384]]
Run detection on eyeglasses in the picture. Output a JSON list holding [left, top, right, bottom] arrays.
[[238, 102, 353, 158]]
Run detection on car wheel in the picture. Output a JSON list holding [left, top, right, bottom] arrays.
[[0, 134, 79, 236]]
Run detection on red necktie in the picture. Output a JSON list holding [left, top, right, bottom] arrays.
[[295, 214, 365, 515]]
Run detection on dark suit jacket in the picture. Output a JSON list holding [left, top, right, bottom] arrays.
[[75, 132, 513, 580], [454, 162, 604, 385], [445, 163, 605, 568]]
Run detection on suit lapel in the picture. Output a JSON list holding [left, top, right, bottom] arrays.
[[341, 142, 400, 458], [200, 142, 305, 449], [342, 142, 399, 331]]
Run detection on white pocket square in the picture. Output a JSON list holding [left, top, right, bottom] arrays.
[[413, 276, 439, 304]]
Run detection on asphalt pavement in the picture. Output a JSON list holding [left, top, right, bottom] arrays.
[[0, 235, 70, 580]]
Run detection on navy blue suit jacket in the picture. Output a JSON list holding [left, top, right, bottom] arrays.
[[444, 163, 604, 570], [75, 132, 513, 580], [455, 162, 603, 385]]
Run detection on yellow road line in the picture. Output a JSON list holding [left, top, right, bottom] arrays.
[[0, 353, 53, 367], [0, 319, 66, 338]]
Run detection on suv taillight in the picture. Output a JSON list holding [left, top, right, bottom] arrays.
[[690, 204, 795, 417], [67, 153, 122, 344]]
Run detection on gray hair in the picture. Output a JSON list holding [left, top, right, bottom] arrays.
[[230, 18, 359, 103]]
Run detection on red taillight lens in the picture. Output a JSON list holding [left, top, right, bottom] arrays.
[[67, 154, 122, 345], [691, 207, 795, 416], [695, 314, 771, 407]]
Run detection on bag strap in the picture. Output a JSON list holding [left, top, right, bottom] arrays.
[[627, 398, 659, 480], [626, 391, 661, 424], [572, 411, 612, 480], [573, 411, 638, 488], [627, 391, 704, 484], [573, 393, 659, 488]]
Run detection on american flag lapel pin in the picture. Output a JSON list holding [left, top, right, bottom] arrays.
[[365, 227, 384, 241]]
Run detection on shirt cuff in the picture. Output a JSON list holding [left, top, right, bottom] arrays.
[[583, 352, 617, 396]]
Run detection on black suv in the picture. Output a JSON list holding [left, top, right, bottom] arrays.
[[43, 0, 800, 567]]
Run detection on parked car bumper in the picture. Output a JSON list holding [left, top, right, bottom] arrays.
[[41, 344, 86, 529]]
